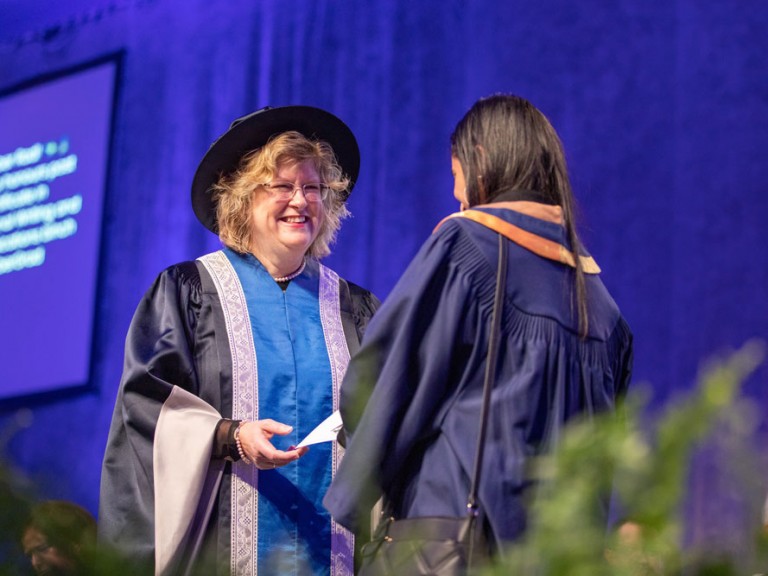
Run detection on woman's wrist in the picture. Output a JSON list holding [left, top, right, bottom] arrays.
[[212, 418, 243, 461], [234, 421, 251, 464]]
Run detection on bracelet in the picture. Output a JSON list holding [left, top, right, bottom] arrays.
[[234, 421, 251, 464]]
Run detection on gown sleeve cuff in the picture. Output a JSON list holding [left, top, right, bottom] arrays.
[[212, 418, 242, 461]]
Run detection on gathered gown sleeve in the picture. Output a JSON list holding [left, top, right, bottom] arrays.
[[99, 261, 218, 571], [325, 224, 479, 533]]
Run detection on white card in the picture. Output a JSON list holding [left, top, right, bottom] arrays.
[[296, 410, 343, 448]]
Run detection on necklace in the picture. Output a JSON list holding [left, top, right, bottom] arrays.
[[272, 259, 306, 283]]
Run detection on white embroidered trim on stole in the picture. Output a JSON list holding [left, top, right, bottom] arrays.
[[198, 252, 259, 576], [319, 265, 354, 576]]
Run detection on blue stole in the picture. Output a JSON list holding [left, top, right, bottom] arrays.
[[198, 248, 353, 576]]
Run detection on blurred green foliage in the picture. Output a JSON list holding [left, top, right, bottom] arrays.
[[0, 456, 33, 575], [490, 339, 767, 575]]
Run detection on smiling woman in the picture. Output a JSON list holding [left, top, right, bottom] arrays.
[[99, 106, 380, 576], [211, 129, 352, 277], [247, 161, 323, 278]]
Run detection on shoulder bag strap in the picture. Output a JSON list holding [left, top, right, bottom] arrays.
[[467, 233, 507, 514]]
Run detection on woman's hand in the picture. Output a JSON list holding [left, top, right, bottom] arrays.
[[238, 419, 308, 469]]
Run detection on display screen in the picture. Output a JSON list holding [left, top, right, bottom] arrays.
[[0, 55, 119, 401]]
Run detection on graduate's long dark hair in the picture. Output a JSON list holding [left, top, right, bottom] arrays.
[[450, 94, 589, 337]]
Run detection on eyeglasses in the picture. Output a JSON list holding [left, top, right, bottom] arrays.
[[259, 181, 329, 202], [25, 542, 52, 559]]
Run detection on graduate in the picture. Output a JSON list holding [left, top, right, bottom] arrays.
[[325, 94, 633, 556]]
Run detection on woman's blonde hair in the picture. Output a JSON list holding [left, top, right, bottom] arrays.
[[212, 131, 351, 258]]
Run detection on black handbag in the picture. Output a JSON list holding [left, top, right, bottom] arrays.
[[358, 234, 508, 576]]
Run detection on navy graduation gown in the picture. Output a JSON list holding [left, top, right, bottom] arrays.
[[324, 206, 633, 548]]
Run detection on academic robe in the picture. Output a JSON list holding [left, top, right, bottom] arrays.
[[324, 202, 633, 549], [99, 248, 379, 575]]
